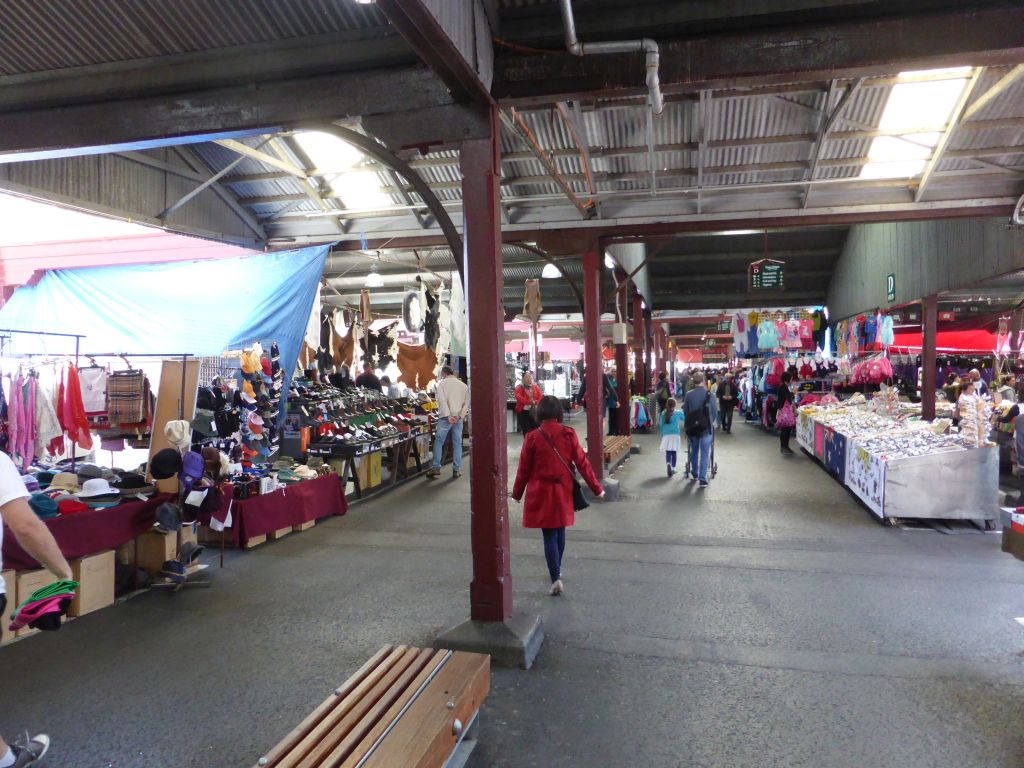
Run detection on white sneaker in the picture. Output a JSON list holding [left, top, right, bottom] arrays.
[[549, 579, 563, 596], [12, 734, 50, 767]]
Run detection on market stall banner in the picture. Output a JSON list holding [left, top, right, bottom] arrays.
[[0, 246, 328, 382]]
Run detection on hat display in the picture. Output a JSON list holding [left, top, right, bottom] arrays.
[[180, 451, 205, 490], [35, 470, 56, 489], [77, 464, 103, 481], [191, 409, 217, 437], [294, 465, 318, 480], [240, 350, 260, 375], [240, 389, 257, 405], [164, 420, 192, 451], [21, 476, 40, 494], [261, 358, 272, 377], [79, 478, 120, 500], [150, 448, 183, 480], [242, 380, 255, 398], [48, 473, 81, 493], [155, 502, 181, 533], [247, 412, 264, 435], [29, 494, 59, 519]]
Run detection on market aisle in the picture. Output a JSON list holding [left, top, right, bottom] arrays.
[[0, 417, 1022, 767]]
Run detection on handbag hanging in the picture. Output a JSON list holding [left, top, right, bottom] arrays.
[[776, 399, 796, 429], [537, 427, 590, 512]]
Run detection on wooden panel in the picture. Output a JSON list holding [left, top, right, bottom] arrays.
[[255, 645, 396, 768], [147, 358, 201, 494], [361, 652, 490, 768]]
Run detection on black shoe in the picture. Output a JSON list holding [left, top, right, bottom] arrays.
[[11, 734, 51, 767], [781, 448, 795, 455]]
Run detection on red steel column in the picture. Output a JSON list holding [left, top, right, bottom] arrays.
[[461, 111, 512, 622], [921, 294, 938, 421], [582, 247, 604, 480], [615, 279, 630, 435], [632, 293, 644, 398]]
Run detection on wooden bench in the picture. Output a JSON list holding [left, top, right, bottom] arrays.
[[253, 645, 489, 768], [603, 436, 632, 470]]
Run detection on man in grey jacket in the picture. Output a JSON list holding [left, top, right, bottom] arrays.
[[683, 372, 718, 488], [427, 366, 469, 479]]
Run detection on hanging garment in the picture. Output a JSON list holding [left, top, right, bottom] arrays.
[[402, 290, 424, 333], [782, 319, 802, 348], [397, 343, 438, 390], [105, 369, 146, 426], [332, 321, 355, 367], [732, 314, 748, 355], [757, 320, 780, 350], [523, 279, 543, 323], [64, 365, 94, 450], [78, 366, 107, 415], [423, 286, 441, 350], [0, 376, 8, 455], [362, 322, 399, 369], [449, 272, 468, 358], [878, 315, 895, 347], [15, 377, 36, 469], [8, 375, 22, 461], [298, 342, 317, 373], [34, 381, 62, 459]]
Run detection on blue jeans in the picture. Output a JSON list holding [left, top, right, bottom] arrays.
[[688, 431, 713, 482], [542, 527, 566, 583], [432, 417, 464, 472]]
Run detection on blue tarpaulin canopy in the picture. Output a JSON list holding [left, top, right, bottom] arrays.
[[0, 246, 328, 379]]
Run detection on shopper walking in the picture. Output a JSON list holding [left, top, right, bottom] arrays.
[[514, 371, 543, 435], [0, 451, 73, 767], [355, 362, 382, 392], [683, 372, 717, 487], [654, 371, 671, 420], [776, 372, 797, 455], [427, 366, 468, 479], [511, 396, 603, 595], [717, 372, 738, 433], [606, 375, 620, 436], [659, 397, 684, 476]]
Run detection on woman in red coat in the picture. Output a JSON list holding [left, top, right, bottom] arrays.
[[511, 396, 604, 595], [514, 371, 543, 434]]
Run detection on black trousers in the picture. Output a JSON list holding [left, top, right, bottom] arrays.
[[780, 426, 793, 450], [720, 404, 734, 431], [607, 406, 619, 435], [517, 410, 538, 435]]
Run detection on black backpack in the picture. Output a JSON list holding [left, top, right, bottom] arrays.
[[684, 390, 711, 437]]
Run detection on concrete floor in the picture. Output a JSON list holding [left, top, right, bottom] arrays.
[[2, 418, 1023, 767]]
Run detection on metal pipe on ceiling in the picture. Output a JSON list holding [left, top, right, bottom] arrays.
[[558, 0, 664, 116]]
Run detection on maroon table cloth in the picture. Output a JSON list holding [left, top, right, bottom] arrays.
[[2, 494, 169, 571], [208, 474, 347, 547]]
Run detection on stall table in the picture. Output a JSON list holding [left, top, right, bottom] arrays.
[[3, 495, 168, 571]]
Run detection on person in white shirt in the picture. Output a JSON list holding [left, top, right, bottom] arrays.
[[0, 451, 73, 768], [427, 366, 469, 479]]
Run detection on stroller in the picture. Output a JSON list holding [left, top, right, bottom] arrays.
[[683, 429, 719, 481]]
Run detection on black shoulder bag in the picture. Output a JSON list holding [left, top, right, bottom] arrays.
[[537, 428, 590, 511]]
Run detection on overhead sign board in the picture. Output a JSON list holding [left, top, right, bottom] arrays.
[[886, 273, 896, 302], [748, 259, 785, 291]]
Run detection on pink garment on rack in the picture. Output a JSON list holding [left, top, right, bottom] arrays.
[[8, 376, 21, 464]]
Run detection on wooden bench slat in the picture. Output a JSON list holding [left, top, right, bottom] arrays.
[[255, 645, 396, 768], [330, 649, 451, 768], [292, 646, 423, 768], [360, 652, 490, 768]]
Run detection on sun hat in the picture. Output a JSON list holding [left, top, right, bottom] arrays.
[[111, 472, 157, 496], [191, 409, 217, 437], [154, 502, 181, 533], [29, 494, 60, 519], [294, 465, 318, 480], [57, 499, 90, 515], [164, 420, 192, 451], [180, 451, 205, 490], [48, 472, 80, 493], [79, 477, 120, 499], [150, 448, 184, 480], [77, 464, 103, 482]]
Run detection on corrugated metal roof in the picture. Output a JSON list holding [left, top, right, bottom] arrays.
[[0, 0, 390, 76]]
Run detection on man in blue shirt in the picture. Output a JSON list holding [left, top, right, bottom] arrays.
[[683, 372, 718, 488]]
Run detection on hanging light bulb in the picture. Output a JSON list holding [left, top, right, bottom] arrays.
[[541, 263, 560, 279], [604, 253, 615, 269], [364, 265, 384, 288]]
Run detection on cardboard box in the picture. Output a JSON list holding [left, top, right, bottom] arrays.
[[15, 568, 60, 637], [180, 521, 199, 549], [69, 550, 115, 617], [367, 451, 382, 488], [136, 530, 177, 575], [292, 520, 316, 533], [268, 526, 291, 541], [115, 540, 135, 566], [242, 534, 267, 550], [1, 570, 15, 645]]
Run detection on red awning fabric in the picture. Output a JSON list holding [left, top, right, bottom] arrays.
[[891, 328, 1006, 353]]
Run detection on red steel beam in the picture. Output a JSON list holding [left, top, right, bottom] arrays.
[[921, 294, 938, 422], [461, 110, 513, 623], [582, 246, 605, 480]]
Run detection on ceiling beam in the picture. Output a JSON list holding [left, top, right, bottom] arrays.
[[376, 0, 494, 105], [170, 147, 266, 240], [963, 63, 1024, 122], [803, 78, 863, 208], [493, 6, 1024, 105], [916, 68, 985, 202], [0, 66, 453, 159]]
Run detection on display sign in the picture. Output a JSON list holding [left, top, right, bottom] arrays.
[[702, 350, 728, 363], [939, 311, 955, 322], [748, 259, 785, 291], [886, 273, 896, 302], [845, 439, 885, 518]]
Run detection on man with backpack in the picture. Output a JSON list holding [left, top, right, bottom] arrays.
[[654, 371, 671, 421], [683, 371, 718, 488]]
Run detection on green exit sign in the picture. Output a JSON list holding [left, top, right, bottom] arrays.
[[886, 273, 896, 302], [749, 259, 785, 291]]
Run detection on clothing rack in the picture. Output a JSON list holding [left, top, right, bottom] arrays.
[[0, 329, 85, 470]]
